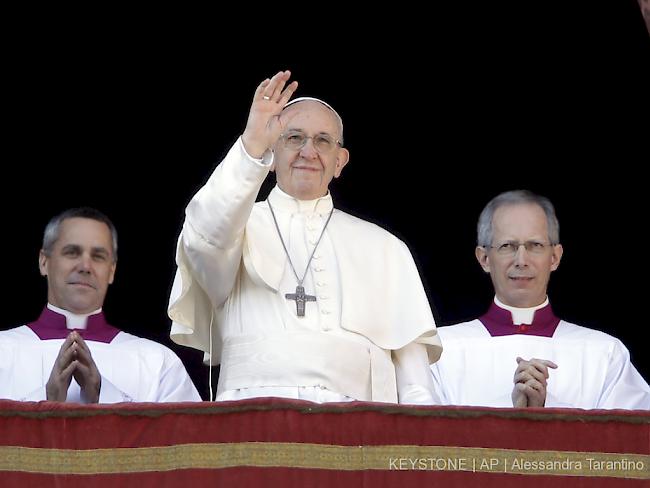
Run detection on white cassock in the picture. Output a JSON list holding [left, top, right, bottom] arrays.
[[168, 138, 441, 404], [431, 299, 650, 409], [0, 306, 201, 403]]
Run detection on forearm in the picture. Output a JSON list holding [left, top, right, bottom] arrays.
[[180, 137, 273, 307], [185, 137, 272, 246], [393, 342, 440, 405]]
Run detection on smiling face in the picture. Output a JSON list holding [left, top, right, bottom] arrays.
[[272, 100, 349, 200], [475, 203, 563, 308], [39, 217, 116, 314]]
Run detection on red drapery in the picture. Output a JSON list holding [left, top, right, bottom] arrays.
[[1, 398, 648, 487]]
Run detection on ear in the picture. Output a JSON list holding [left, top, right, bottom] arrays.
[[550, 243, 563, 272], [38, 250, 48, 277], [333, 147, 350, 178], [108, 261, 116, 285], [475, 246, 491, 273]]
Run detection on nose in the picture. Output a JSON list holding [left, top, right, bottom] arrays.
[[513, 245, 530, 267], [77, 253, 92, 273], [299, 138, 319, 159]]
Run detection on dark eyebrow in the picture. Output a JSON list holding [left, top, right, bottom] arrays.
[[61, 244, 82, 254], [60, 244, 111, 258]]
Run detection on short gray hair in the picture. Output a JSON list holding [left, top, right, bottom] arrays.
[[477, 190, 560, 247], [42, 207, 118, 262]]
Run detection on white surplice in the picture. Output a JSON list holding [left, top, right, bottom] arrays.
[[431, 305, 650, 409], [0, 311, 201, 404]]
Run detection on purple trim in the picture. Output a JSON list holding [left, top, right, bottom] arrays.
[[479, 302, 560, 337], [27, 307, 121, 343]]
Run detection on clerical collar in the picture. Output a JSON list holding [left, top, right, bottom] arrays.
[[47, 303, 102, 330], [479, 298, 560, 337], [494, 296, 548, 325], [28, 306, 120, 343], [269, 185, 334, 215]]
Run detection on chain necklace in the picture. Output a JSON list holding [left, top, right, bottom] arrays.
[[267, 199, 334, 317]]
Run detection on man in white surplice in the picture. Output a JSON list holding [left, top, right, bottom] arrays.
[[0, 207, 201, 403], [430, 190, 650, 409], [168, 70, 441, 404]]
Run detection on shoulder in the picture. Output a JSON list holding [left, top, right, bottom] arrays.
[[437, 319, 488, 340], [110, 331, 180, 357], [556, 320, 622, 344], [0, 325, 38, 342], [333, 208, 405, 245], [555, 321, 630, 355]]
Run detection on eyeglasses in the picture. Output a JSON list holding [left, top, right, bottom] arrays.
[[487, 240, 554, 256], [280, 130, 341, 154]]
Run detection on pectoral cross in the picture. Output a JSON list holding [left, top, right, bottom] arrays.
[[285, 285, 317, 317]]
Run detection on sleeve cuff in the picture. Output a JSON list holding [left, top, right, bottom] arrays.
[[238, 136, 274, 167]]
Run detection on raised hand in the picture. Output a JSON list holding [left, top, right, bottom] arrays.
[[241, 70, 299, 158]]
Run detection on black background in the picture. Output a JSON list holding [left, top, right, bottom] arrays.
[[3, 3, 649, 399]]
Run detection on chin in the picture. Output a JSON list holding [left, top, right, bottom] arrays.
[[508, 294, 543, 308], [67, 301, 99, 314], [295, 188, 322, 200]]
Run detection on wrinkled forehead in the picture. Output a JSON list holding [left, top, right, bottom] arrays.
[[282, 97, 343, 136]]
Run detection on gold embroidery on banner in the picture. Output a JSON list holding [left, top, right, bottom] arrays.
[[0, 443, 648, 479]]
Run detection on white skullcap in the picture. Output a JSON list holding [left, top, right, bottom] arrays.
[[283, 96, 343, 137]]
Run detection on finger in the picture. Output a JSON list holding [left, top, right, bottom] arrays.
[[258, 71, 283, 100], [72, 335, 97, 362], [524, 387, 546, 407], [54, 337, 78, 371], [59, 359, 77, 381], [72, 361, 100, 390], [72, 342, 98, 371], [527, 359, 557, 379], [514, 382, 528, 393], [277, 80, 299, 107], [517, 356, 557, 367], [72, 343, 92, 365], [512, 383, 528, 407], [514, 370, 545, 387], [266, 70, 291, 101], [56, 333, 76, 357], [516, 365, 549, 385], [523, 381, 547, 405], [76, 346, 94, 369], [524, 377, 545, 392], [254, 78, 271, 99], [73, 333, 91, 352], [517, 357, 557, 378], [59, 344, 78, 369], [530, 358, 558, 370], [70, 341, 100, 376], [72, 362, 90, 381]]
